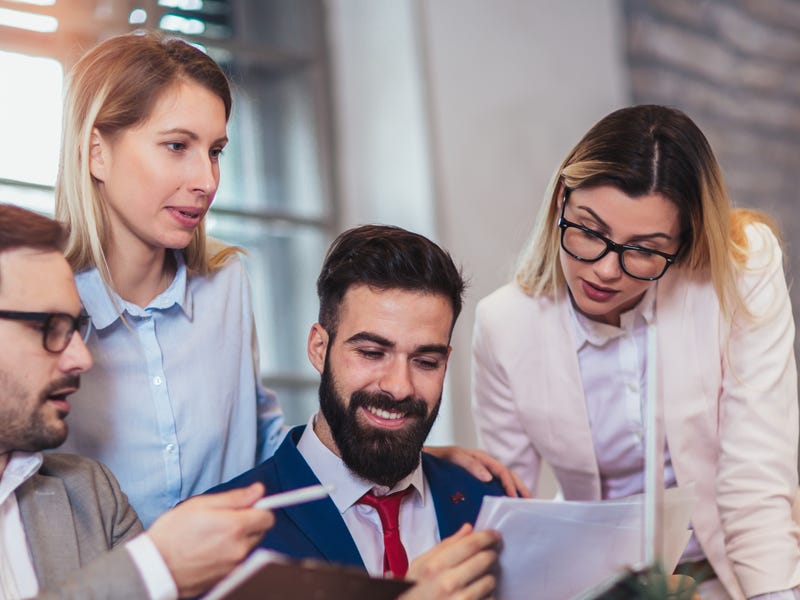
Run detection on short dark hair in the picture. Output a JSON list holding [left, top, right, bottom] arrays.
[[0, 204, 66, 290], [0, 204, 65, 254], [316, 225, 465, 337]]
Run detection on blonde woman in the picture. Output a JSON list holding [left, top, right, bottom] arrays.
[[56, 31, 522, 529], [472, 105, 800, 599], [53, 32, 286, 528]]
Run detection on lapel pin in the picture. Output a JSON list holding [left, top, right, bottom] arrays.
[[450, 491, 465, 504]]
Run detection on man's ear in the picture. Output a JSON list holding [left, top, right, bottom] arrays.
[[307, 323, 329, 375], [88, 128, 108, 182]]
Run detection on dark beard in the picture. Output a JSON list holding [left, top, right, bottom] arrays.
[[0, 374, 79, 453], [318, 360, 440, 487]]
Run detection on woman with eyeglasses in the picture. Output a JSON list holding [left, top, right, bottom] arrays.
[[472, 105, 799, 599]]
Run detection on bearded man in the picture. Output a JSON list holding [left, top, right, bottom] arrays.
[[0, 204, 274, 600], [209, 225, 504, 598]]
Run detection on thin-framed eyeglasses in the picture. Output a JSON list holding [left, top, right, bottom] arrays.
[[557, 190, 681, 281], [0, 310, 92, 353]]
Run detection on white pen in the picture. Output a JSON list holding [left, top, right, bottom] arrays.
[[253, 484, 334, 511]]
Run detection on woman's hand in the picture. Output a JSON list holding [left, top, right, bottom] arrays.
[[424, 446, 531, 498]]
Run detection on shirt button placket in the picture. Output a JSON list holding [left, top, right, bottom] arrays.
[[140, 314, 181, 507]]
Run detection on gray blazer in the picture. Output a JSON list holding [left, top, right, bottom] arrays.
[[16, 453, 149, 599]]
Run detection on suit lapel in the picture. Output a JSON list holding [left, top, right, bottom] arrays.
[[656, 268, 718, 484], [530, 290, 601, 498], [423, 454, 494, 539], [275, 427, 365, 568], [16, 473, 81, 589]]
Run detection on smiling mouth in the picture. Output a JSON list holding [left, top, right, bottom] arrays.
[[364, 405, 405, 421]]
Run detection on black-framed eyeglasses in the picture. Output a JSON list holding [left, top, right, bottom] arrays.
[[0, 310, 92, 353], [557, 190, 681, 281]]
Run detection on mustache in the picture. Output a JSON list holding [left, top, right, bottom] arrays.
[[41, 375, 80, 398], [349, 390, 428, 419]]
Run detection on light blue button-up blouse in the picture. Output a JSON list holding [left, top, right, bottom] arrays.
[[58, 251, 286, 527]]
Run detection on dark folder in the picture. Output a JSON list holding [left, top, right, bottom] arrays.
[[203, 549, 413, 600]]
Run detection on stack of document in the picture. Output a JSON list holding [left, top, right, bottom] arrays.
[[474, 486, 696, 600]]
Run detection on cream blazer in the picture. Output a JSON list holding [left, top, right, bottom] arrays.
[[472, 225, 800, 599]]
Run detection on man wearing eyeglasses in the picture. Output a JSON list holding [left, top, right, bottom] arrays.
[[0, 204, 274, 600]]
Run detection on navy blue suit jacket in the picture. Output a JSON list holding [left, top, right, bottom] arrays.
[[209, 426, 505, 570]]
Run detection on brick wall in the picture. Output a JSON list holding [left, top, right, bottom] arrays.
[[624, 0, 800, 356]]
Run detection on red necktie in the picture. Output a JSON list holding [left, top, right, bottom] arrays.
[[357, 488, 412, 578]]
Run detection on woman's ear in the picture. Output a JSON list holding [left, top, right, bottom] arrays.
[[555, 180, 568, 212], [307, 323, 330, 375], [88, 128, 108, 182]]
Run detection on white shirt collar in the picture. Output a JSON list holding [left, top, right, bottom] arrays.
[[75, 250, 192, 329], [569, 283, 657, 351], [296, 413, 427, 515], [0, 452, 42, 505]]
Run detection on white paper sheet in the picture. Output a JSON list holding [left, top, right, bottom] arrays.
[[474, 486, 696, 600]]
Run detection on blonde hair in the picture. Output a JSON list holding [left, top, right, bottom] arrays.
[[515, 105, 777, 316], [55, 30, 240, 285]]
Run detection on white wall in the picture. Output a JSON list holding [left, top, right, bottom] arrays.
[[420, 0, 630, 448], [325, 0, 455, 443], [325, 0, 437, 237], [325, 0, 630, 474]]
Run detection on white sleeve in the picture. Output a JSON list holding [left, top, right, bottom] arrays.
[[125, 534, 178, 600], [717, 224, 800, 596], [471, 299, 542, 493]]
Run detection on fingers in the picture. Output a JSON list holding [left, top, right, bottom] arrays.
[[510, 470, 532, 499], [180, 482, 274, 539], [461, 449, 518, 497], [438, 528, 501, 569], [147, 485, 275, 598], [494, 469, 518, 497], [449, 523, 472, 540], [405, 526, 501, 600], [242, 505, 276, 538], [409, 526, 501, 580], [462, 452, 494, 483], [197, 482, 266, 508], [459, 449, 496, 483], [472, 452, 515, 496], [429, 523, 472, 553], [423, 446, 528, 497], [467, 449, 529, 498], [423, 446, 493, 482], [443, 548, 498, 600], [181, 483, 274, 533], [456, 573, 496, 600], [406, 557, 497, 600]]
